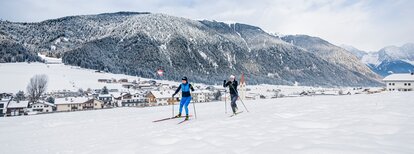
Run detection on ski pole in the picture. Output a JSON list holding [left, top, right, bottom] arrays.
[[237, 95, 249, 112], [224, 90, 227, 114], [229, 84, 249, 112], [192, 100, 197, 119], [172, 97, 175, 117]]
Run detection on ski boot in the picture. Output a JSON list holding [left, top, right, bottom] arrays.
[[185, 115, 189, 120], [174, 113, 182, 118]]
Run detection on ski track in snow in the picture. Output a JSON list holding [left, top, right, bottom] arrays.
[[1, 92, 413, 154]]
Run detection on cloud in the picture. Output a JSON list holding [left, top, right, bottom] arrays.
[[0, 0, 413, 51]]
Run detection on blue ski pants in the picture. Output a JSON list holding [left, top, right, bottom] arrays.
[[179, 96, 192, 115]]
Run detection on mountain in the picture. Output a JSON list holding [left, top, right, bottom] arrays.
[[0, 32, 41, 63], [343, 43, 414, 77], [366, 60, 414, 76], [340, 44, 366, 59], [0, 12, 383, 86], [281, 35, 381, 81]]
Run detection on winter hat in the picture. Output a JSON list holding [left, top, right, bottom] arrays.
[[229, 75, 235, 79], [182, 76, 188, 81]]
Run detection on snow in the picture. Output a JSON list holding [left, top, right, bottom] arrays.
[[150, 90, 176, 99], [382, 46, 407, 58], [198, 50, 208, 59], [7, 100, 29, 108], [0, 62, 362, 98], [401, 59, 414, 65], [361, 53, 381, 66], [0, 62, 179, 93], [37, 53, 62, 64], [32, 101, 55, 107], [54, 97, 90, 105], [98, 94, 113, 98], [365, 44, 414, 66], [383, 73, 414, 81], [1, 92, 413, 153]]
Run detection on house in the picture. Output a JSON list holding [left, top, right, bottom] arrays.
[[149, 80, 157, 85], [116, 93, 148, 107], [98, 78, 117, 83], [98, 94, 114, 107], [118, 78, 128, 83], [0, 93, 12, 100], [55, 97, 103, 112], [46, 91, 81, 98], [147, 91, 178, 106], [122, 83, 134, 89], [245, 93, 261, 100], [383, 73, 414, 91], [138, 84, 154, 90], [192, 90, 214, 103], [0, 98, 11, 117], [83, 99, 104, 110], [55, 97, 89, 112], [28, 101, 56, 113], [6, 100, 29, 116], [158, 84, 171, 91], [98, 79, 111, 83]]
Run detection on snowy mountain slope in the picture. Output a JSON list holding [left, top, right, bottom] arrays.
[[0, 33, 40, 63], [281, 35, 382, 80], [0, 12, 383, 86], [344, 43, 414, 76], [340, 44, 367, 59], [366, 60, 414, 76], [1, 92, 413, 153], [378, 43, 414, 62]]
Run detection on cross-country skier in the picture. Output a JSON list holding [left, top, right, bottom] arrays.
[[172, 76, 195, 120], [223, 75, 239, 114]]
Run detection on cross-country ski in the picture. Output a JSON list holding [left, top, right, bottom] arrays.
[[153, 115, 193, 123]]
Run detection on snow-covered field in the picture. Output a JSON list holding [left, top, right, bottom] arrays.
[[0, 62, 360, 96], [1, 92, 413, 154], [0, 62, 177, 93]]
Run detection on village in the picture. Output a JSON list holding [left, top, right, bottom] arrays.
[[0, 76, 218, 117], [1, 70, 413, 117], [0, 72, 249, 116]]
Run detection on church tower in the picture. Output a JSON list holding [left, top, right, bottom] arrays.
[[239, 73, 246, 100]]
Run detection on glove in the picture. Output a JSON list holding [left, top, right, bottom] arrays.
[[223, 80, 226, 84]]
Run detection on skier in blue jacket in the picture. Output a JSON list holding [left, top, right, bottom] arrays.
[[172, 76, 195, 120]]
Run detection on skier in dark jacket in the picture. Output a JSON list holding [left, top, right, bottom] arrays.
[[172, 76, 194, 120], [223, 75, 239, 114]]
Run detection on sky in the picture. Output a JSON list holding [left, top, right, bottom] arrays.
[[0, 0, 413, 52]]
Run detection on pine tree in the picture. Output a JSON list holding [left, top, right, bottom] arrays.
[[101, 86, 109, 94], [46, 97, 55, 104]]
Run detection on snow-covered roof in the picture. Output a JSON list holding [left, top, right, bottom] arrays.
[[150, 91, 176, 99], [139, 84, 152, 87], [7, 100, 29, 108], [0, 99, 10, 108], [98, 94, 113, 98], [109, 92, 122, 98], [383, 73, 414, 81], [55, 97, 90, 105], [0, 98, 11, 103], [193, 90, 214, 94], [32, 101, 56, 107]]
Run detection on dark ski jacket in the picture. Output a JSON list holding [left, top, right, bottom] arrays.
[[223, 80, 238, 95], [173, 83, 194, 97]]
